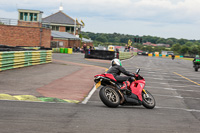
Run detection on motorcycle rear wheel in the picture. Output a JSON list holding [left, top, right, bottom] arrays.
[[142, 90, 156, 109], [195, 67, 198, 71], [99, 86, 120, 108]]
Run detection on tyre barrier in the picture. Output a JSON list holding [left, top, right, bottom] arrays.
[[0, 50, 52, 72], [148, 54, 183, 58], [52, 48, 73, 54], [0, 93, 80, 103], [19, 47, 40, 50]]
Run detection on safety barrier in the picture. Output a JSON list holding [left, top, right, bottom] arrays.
[[85, 50, 136, 60], [19, 47, 40, 50], [85, 50, 115, 60], [148, 54, 183, 58], [0, 50, 52, 71], [52, 48, 73, 54]]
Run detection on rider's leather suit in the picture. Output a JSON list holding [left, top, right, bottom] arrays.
[[106, 64, 135, 83]]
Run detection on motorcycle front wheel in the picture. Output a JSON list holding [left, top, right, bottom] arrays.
[[99, 86, 120, 108], [142, 90, 156, 109]]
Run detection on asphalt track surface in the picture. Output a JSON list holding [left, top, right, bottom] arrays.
[[0, 54, 200, 133]]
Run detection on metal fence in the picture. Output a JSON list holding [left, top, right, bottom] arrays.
[[0, 18, 18, 25], [0, 17, 49, 28]]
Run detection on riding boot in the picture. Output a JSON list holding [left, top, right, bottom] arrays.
[[120, 81, 130, 90]]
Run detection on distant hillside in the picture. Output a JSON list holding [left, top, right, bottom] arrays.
[[81, 31, 199, 46], [81, 31, 200, 56]]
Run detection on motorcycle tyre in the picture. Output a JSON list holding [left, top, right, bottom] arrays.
[[142, 90, 156, 109], [195, 67, 198, 71], [99, 86, 120, 108]]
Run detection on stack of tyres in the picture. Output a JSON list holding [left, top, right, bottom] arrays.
[[60, 48, 64, 53], [68, 48, 72, 54], [64, 48, 68, 54], [0, 50, 52, 72], [52, 48, 57, 53], [52, 48, 60, 53], [56, 48, 60, 53]]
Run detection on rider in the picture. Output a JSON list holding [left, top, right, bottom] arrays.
[[193, 55, 200, 66], [106, 59, 139, 103], [106, 58, 136, 90]]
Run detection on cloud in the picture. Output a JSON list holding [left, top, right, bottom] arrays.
[[82, 16, 200, 39], [0, 10, 18, 19], [61, 0, 200, 24], [0, 0, 200, 39], [1, 0, 200, 23]]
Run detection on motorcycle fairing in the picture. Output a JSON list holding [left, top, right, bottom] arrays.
[[94, 74, 117, 81], [130, 79, 145, 101]]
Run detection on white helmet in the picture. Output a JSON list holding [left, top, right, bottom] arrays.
[[111, 59, 122, 66]]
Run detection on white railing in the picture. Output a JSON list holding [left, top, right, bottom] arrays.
[[0, 18, 18, 25]]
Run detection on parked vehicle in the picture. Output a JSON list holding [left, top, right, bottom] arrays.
[[94, 69, 156, 109]]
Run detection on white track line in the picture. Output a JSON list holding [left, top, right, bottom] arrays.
[[146, 86, 200, 92], [81, 84, 97, 104], [156, 106, 200, 113], [154, 94, 200, 100]]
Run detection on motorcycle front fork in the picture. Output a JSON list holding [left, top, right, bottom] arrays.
[[142, 89, 149, 97]]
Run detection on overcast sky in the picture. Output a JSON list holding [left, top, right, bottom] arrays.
[[0, 0, 200, 40]]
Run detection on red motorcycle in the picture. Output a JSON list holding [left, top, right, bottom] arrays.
[[94, 69, 155, 109]]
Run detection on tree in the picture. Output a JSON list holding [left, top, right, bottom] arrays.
[[171, 43, 181, 54], [188, 45, 199, 56], [198, 45, 200, 54], [180, 45, 189, 56], [120, 37, 129, 43], [146, 46, 153, 52], [185, 41, 193, 47], [166, 39, 174, 46], [191, 45, 199, 55], [96, 36, 108, 43], [177, 38, 187, 45], [81, 31, 200, 49], [156, 38, 166, 44]]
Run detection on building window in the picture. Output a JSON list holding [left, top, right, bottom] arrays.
[[42, 24, 50, 28], [51, 26, 59, 31], [20, 12, 38, 21], [29, 13, 33, 21], [24, 13, 28, 21], [66, 26, 70, 32], [34, 14, 37, 21], [71, 27, 74, 33], [65, 26, 75, 33], [20, 12, 23, 20]]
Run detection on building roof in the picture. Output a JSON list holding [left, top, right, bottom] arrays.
[[42, 11, 81, 25], [18, 9, 43, 13], [51, 31, 80, 40]]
